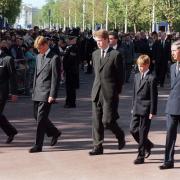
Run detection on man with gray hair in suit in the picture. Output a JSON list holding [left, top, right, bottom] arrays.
[[159, 40, 180, 169], [29, 36, 61, 153]]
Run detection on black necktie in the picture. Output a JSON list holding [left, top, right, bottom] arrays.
[[100, 50, 105, 65]]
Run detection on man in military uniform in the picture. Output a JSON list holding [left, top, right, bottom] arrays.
[[63, 32, 79, 108]]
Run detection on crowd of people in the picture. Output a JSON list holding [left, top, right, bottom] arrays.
[[0, 26, 180, 170]]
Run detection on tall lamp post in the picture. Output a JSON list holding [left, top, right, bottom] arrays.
[[105, 1, 109, 30], [0, 2, 3, 30], [48, 9, 51, 29], [82, 0, 86, 31]]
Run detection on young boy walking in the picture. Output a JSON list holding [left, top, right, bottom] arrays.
[[130, 55, 158, 164]]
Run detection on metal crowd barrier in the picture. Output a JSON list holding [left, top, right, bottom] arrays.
[[14, 58, 28, 94]]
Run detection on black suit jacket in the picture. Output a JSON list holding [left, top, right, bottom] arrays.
[[32, 50, 60, 102], [91, 47, 124, 103], [0, 53, 17, 101], [132, 71, 158, 116], [153, 40, 171, 65]]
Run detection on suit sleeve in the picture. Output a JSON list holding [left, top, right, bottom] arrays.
[[114, 52, 124, 94], [7, 57, 17, 95], [150, 76, 158, 115], [132, 75, 136, 110], [50, 55, 60, 98]]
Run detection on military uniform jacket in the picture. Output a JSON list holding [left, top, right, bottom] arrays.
[[32, 50, 60, 102], [0, 53, 17, 101]]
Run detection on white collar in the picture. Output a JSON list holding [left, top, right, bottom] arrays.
[[44, 48, 50, 58], [113, 44, 118, 50], [142, 69, 149, 77], [101, 46, 109, 53]]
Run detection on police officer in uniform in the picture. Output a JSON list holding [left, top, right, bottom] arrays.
[[63, 32, 79, 108]]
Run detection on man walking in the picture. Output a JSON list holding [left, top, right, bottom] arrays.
[[89, 29, 125, 155], [0, 40, 18, 144], [159, 40, 180, 169], [30, 36, 61, 153]]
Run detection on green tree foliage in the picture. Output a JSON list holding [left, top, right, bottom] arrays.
[[32, 0, 180, 32], [156, 0, 180, 31], [0, 0, 21, 24]]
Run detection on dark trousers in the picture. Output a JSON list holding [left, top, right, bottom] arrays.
[[130, 114, 152, 157], [86, 60, 92, 74], [0, 100, 17, 136], [65, 73, 76, 106], [33, 101, 60, 147], [155, 63, 168, 86], [125, 63, 132, 82], [164, 114, 180, 164], [92, 92, 125, 146]]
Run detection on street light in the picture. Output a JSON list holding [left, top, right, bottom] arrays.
[[0, 5, 3, 30], [48, 9, 51, 29]]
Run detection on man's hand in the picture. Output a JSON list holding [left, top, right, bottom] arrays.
[[11, 95, 18, 102], [48, 97, 55, 104], [149, 114, 154, 120]]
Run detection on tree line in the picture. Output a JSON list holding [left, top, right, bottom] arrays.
[[34, 0, 180, 32], [0, 0, 21, 24], [1, 0, 180, 32]]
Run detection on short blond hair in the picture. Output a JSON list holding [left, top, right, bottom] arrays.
[[93, 29, 109, 39], [137, 55, 150, 65], [34, 36, 48, 49], [172, 40, 180, 50]]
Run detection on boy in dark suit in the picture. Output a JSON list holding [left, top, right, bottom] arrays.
[[130, 55, 158, 164]]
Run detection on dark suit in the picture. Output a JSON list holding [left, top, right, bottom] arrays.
[[130, 71, 158, 157], [84, 36, 97, 74], [63, 44, 79, 107], [163, 63, 180, 164], [153, 40, 171, 86], [32, 49, 60, 148], [91, 47, 125, 146], [114, 43, 126, 83], [0, 53, 18, 136], [120, 41, 134, 82]]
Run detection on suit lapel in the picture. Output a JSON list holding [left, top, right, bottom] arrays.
[[137, 72, 150, 93], [99, 48, 112, 72], [36, 52, 52, 76], [96, 49, 101, 71], [136, 73, 141, 93], [172, 64, 180, 88]]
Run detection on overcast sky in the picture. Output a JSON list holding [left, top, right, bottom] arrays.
[[23, 0, 46, 8]]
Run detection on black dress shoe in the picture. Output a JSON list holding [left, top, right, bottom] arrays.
[[145, 143, 154, 158], [134, 157, 144, 164], [159, 163, 174, 170], [6, 132, 18, 144], [89, 146, 103, 156], [29, 146, 42, 153], [51, 132, 61, 146], [118, 139, 126, 150]]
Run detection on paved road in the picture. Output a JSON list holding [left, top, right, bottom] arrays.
[[0, 71, 180, 180]]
